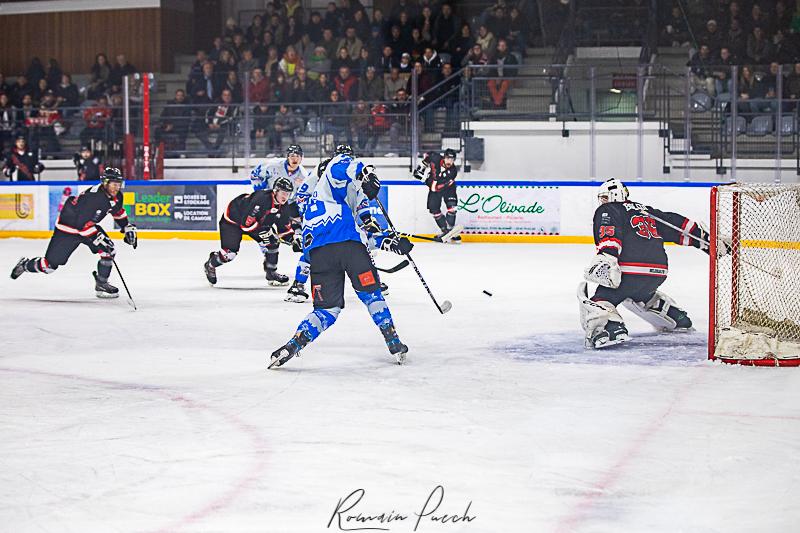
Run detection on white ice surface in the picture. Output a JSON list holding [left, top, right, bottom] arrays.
[[1, 239, 799, 533]]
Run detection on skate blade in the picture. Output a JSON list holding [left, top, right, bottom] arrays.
[[268, 349, 296, 369], [267, 280, 290, 287], [95, 291, 120, 299], [592, 335, 630, 349], [395, 352, 407, 365], [284, 294, 308, 303]]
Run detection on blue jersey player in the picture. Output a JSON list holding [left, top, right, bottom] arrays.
[[269, 145, 413, 368]]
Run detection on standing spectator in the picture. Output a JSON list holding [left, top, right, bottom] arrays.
[[688, 44, 715, 95], [246, 14, 265, 44], [387, 26, 408, 57], [307, 11, 325, 43], [25, 58, 46, 88], [224, 71, 243, 103], [248, 68, 271, 103], [230, 32, 247, 62], [306, 46, 331, 81], [409, 61, 436, 130], [196, 88, 239, 156], [409, 28, 429, 58], [358, 66, 384, 101], [436, 62, 460, 133], [390, 0, 418, 22], [775, 1, 793, 34], [251, 101, 272, 153], [486, 5, 510, 42], [384, 67, 406, 100], [772, 30, 798, 65], [506, 7, 526, 56], [267, 14, 286, 48], [334, 66, 358, 101], [487, 39, 518, 108], [746, 4, 771, 35], [238, 48, 260, 82], [157, 89, 192, 154], [434, 3, 459, 53], [417, 5, 435, 39], [80, 95, 112, 148], [727, 19, 748, 60], [189, 50, 209, 80], [286, 17, 302, 47], [88, 53, 111, 100], [109, 54, 137, 93], [352, 9, 371, 42], [3, 136, 44, 181], [338, 26, 364, 61], [452, 23, 475, 67], [187, 62, 220, 105], [270, 104, 301, 154], [324, 2, 343, 33], [0, 73, 9, 95], [350, 99, 371, 152], [332, 46, 357, 72], [10, 76, 34, 107], [18, 95, 40, 151], [373, 8, 390, 41], [746, 27, 773, 64], [73, 145, 103, 181], [0, 94, 16, 153], [396, 11, 415, 44], [37, 90, 61, 155], [322, 90, 352, 146], [388, 87, 410, 156], [45, 59, 62, 91], [279, 46, 304, 79], [661, 6, 691, 47]]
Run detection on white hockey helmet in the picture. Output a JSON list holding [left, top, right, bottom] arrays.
[[597, 178, 629, 204]]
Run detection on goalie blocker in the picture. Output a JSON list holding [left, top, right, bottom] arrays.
[[578, 178, 707, 349]]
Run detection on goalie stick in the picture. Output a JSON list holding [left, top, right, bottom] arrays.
[[375, 197, 452, 314]]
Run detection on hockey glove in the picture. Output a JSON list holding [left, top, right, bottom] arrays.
[[413, 160, 430, 182], [123, 224, 138, 249], [359, 213, 383, 234], [359, 165, 381, 200], [91, 230, 116, 255], [584, 253, 621, 288], [380, 232, 413, 255], [3, 164, 15, 178]]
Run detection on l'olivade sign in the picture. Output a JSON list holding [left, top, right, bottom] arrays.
[[456, 186, 560, 234]]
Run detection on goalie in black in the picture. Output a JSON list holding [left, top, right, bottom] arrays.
[[579, 178, 716, 349], [412, 148, 461, 242], [10, 167, 138, 298]]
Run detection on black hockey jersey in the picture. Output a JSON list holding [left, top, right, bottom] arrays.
[[593, 200, 705, 278], [423, 152, 458, 192], [73, 153, 103, 181], [222, 189, 300, 237], [56, 183, 129, 237], [3, 148, 44, 181]]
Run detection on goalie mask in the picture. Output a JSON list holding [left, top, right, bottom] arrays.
[[598, 178, 629, 204]]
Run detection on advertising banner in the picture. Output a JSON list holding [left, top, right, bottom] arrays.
[[0, 193, 34, 220], [457, 186, 560, 234], [122, 185, 217, 230], [49, 185, 89, 229]]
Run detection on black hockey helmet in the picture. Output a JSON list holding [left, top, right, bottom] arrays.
[[272, 176, 294, 194], [80, 145, 92, 153], [443, 148, 457, 159], [101, 167, 125, 183], [286, 144, 304, 157], [334, 144, 354, 157]]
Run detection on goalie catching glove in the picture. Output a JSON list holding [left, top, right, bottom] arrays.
[[380, 231, 414, 255], [584, 253, 621, 288], [122, 224, 138, 249]]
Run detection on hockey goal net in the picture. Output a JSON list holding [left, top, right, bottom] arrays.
[[710, 183, 800, 366]]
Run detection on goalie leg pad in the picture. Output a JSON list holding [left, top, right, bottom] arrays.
[[621, 291, 693, 331], [578, 282, 629, 348]]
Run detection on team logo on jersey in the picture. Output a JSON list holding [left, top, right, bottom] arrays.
[[358, 271, 376, 287]]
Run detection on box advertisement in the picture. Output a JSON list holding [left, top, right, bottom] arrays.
[[0, 193, 34, 220], [457, 185, 561, 234], [122, 185, 217, 230]]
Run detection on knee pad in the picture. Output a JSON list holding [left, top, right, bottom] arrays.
[[622, 291, 692, 331], [219, 249, 237, 262], [577, 282, 624, 334]]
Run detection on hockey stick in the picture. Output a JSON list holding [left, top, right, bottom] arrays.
[[375, 259, 409, 274], [112, 259, 137, 310], [648, 213, 781, 279], [403, 225, 464, 243], [375, 197, 452, 314]]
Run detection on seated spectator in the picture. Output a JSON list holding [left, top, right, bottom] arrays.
[[3, 135, 44, 181], [408, 28, 429, 58], [320, 28, 340, 62], [352, 9, 371, 42], [279, 45, 304, 79], [384, 67, 406, 100], [661, 6, 691, 47], [417, 5, 435, 38], [451, 23, 475, 67], [187, 62, 220, 104], [506, 7, 526, 56], [712, 47, 736, 99], [462, 43, 491, 79], [368, 25, 386, 58], [379, 46, 397, 73], [37, 90, 61, 155], [271, 72, 291, 103], [358, 66, 385, 102], [0, 73, 9, 95], [338, 26, 364, 61], [763, 61, 786, 110], [701, 19, 724, 55], [157, 89, 192, 155], [251, 101, 272, 153], [215, 50, 237, 85], [366, 100, 390, 154], [249, 68, 271, 103], [324, 2, 343, 34], [189, 50, 209, 80], [238, 48, 260, 82], [487, 39, 518, 108], [737, 65, 766, 113], [398, 52, 413, 75], [297, 33, 316, 63], [350, 99, 371, 152], [109, 54, 137, 93], [332, 46, 357, 73], [224, 71, 243, 103], [270, 104, 301, 155], [18, 94, 39, 148], [434, 3, 459, 53], [80, 95, 112, 148], [306, 46, 331, 81], [334, 66, 358, 101], [264, 46, 281, 79], [746, 4, 771, 36], [391, 0, 418, 22], [787, 63, 800, 100], [73, 145, 103, 181], [387, 26, 408, 58], [476, 25, 497, 58], [772, 30, 799, 64], [322, 90, 352, 147], [0, 94, 16, 153], [230, 32, 246, 62], [10, 75, 34, 107], [196, 88, 239, 156], [357, 47, 378, 75], [311, 72, 333, 102], [307, 11, 325, 43], [291, 68, 313, 112], [45, 59, 62, 91], [223, 17, 242, 42], [388, 87, 410, 156], [267, 14, 286, 48], [688, 44, 715, 95], [246, 14, 265, 44], [775, 1, 793, 34], [746, 27, 772, 64], [33, 78, 49, 105], [422, 47, 442, 74], [88, 53, 111, 100], [208, 36, 225, 63]]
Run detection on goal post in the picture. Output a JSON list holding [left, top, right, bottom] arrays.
[[709, 183, 800, 366]]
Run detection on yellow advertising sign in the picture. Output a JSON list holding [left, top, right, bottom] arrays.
[[0, 193, 35, 219]]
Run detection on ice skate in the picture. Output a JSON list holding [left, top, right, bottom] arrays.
[[380, 323, 408, 364], [266, 268, 290, 286], [203, 253, 217, 285], [93, 271, 119, 299], [10, 257, 28, 279], [269, 330, 311, 369], [285, 280, 309, 303], [588, 321, 630, 349]]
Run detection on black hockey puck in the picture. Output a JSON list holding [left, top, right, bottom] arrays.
[[482, 290, 493, 297]]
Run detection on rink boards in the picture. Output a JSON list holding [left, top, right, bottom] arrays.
[[0, 180, 718, 242]]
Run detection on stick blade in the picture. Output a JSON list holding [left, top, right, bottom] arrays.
[[439, 300, 453, 314]]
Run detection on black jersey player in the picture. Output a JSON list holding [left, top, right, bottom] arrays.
[[578, 178, 713, 349], [413, 148, 461, 242], [203, 176, 300, 285], [10, 167, 138, 298]]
